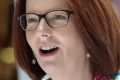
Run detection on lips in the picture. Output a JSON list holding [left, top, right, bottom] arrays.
[[39, 46, 59, 57]]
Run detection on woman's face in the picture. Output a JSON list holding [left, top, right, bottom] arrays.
[[26, 0, 88, 78]]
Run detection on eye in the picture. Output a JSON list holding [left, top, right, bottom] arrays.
[[27, 18, 39, 23], [53, 15, 67, 20]]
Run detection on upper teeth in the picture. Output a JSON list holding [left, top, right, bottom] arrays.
[[41, 46, 57, 50]]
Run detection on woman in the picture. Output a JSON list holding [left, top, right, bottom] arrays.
[[13, 0, 120, 80]]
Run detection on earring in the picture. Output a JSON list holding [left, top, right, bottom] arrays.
[[42, 74, 51, 80], [87, 53, 90, 58], [32, 57, 36, 64]]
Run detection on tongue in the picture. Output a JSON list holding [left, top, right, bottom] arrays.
[[40, 47, 58, 54]]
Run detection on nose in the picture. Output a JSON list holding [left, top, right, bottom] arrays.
[[36, 18, 53, 40]]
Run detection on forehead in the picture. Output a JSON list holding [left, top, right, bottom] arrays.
[[26, 0, 70, 13]]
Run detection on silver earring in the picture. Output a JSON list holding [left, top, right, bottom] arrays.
[[87, 53, 90, 58], [42, 74, 51, 80], [32, 57, 36, 64]]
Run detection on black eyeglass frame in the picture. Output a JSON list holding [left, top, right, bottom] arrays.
[[17, 10, 74, 31]]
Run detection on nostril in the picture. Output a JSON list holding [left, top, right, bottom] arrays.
[[42, 34, 48, 37]]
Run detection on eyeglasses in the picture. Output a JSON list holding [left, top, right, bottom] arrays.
[[17, 10, 73, 31]]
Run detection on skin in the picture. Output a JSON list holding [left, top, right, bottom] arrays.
[[26, 0, 92, 80], [111, 0, 120, 17]]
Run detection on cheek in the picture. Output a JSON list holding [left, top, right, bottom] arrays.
[[57, 29, 87, 66], [26, 32, 36, 50], [64, 34, 86, 55], [55, 23, 86, 54], [26, 32, 31, 45]]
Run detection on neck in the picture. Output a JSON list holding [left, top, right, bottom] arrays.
[[51, 59, 92, 80]]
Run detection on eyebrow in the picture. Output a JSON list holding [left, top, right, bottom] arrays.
[[26, 8, 71, 14]]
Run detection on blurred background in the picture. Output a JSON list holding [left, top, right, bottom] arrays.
[[0, 0, 119, 80], [0, 0, 32, 80], [0, 0, 16, 80]]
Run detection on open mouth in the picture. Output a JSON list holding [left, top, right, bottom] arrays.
[[39, 46, 59, 56]]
